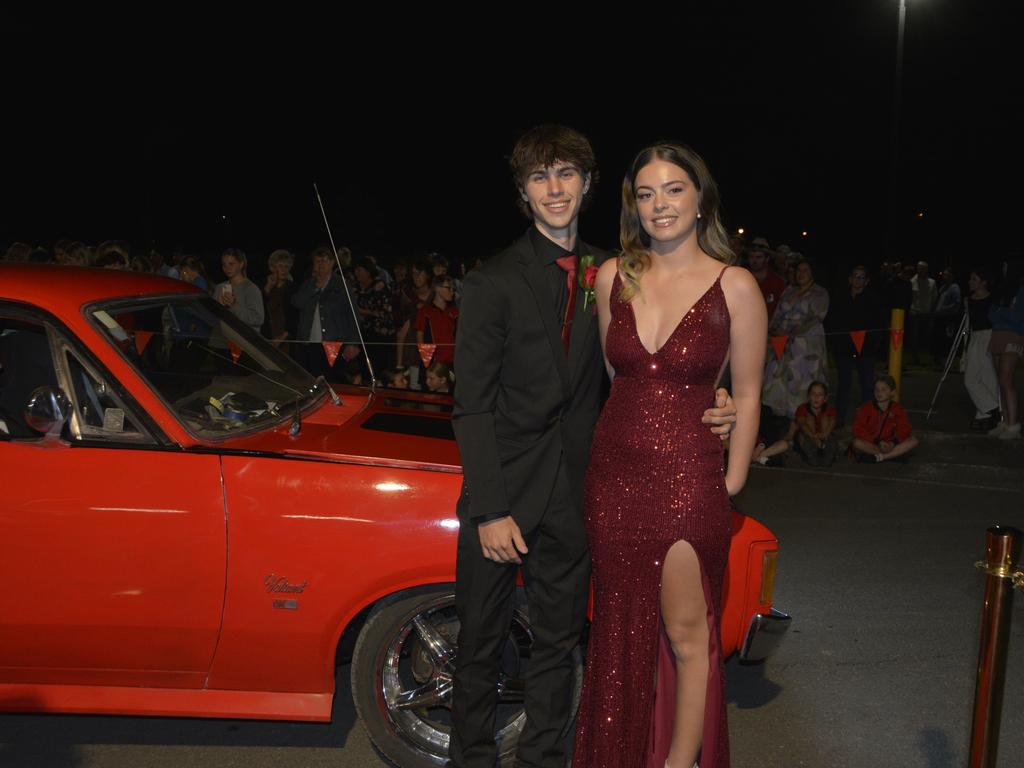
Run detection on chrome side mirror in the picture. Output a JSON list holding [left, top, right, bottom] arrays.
[[25, 386, 72, 435]]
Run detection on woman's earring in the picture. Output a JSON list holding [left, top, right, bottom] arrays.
[[697, 212, 702, 219]]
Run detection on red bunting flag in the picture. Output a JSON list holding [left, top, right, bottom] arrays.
[[134, 330, 154, 356], [770, 335, 788, 360], [322, 341, 341, 367], [890, 329, 904, 351], [227, 340, 242, 364], [418, 343, 437, 368], [849, 330, 866, 355]]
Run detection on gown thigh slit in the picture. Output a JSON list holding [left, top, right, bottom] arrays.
[[574, 267, 732, 768]]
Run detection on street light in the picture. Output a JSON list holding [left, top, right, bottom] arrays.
[[887, 0, 908, 261], [737, 227, 745, 235]]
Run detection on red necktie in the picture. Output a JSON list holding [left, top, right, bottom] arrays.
[[555, 254, 578, 355]]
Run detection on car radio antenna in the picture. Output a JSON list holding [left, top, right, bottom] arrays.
[[313, 183, 377, 389]]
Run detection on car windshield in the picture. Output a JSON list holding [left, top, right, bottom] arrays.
[[89, 294, 324, 439]]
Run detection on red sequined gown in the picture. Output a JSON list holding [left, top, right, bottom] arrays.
[[574, 268, 732, 768]]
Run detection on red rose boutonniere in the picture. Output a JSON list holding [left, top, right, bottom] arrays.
[[579, 255, 599, 313]]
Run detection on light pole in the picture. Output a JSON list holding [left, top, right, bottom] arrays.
[[887, 0, 908, 262]]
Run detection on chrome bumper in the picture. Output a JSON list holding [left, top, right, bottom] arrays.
[[738, 608, 791, 662]]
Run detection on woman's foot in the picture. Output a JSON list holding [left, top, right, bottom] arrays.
[[997, 423, 1021, 440], [988, 421, 1009, 437]]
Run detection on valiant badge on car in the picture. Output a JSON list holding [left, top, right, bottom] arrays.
[[264, 574, 307, 594]]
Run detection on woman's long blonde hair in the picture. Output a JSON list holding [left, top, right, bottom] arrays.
[[618, 143, 734, 302]]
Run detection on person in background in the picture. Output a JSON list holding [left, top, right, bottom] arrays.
[[263, 249, 298, 351], [178, 255, 210, 292], [291, 246, 360, 381], [53, 239, 74, 264], [3, 242, 33, 262], [353, 256, 395, 377], [828, 264, 883, 426], [793, 380, 839, 467], [416, 274, 459, 366], [750, 404, 796, 467], [367, 254, 393, 288], [150, 249, 178, 278], [430, 252, 463, 304], [64, 242, 92, 267], [987, 264, 1024, 440], [772, 244, 791, 279], [932, 267, 962, 360], [424, 360, 453, 393], [909, 260, 936, 365], [964, 268, 1000, 431], [747, 237, 786, 322], [384, 367, 411, 389], [216, 248, 264, 332], [762, 258, 830, 418], [880, 261, 912, 316], [851, 374, 919, 462]]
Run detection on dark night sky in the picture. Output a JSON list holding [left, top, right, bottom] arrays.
[[5, 4, 1021, 286]]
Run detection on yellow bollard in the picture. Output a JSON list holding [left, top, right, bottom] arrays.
[[887, 308, 905, 401], [969, 526, 1022, 768]]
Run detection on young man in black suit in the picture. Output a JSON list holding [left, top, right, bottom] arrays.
[[450, 125, 735, 768]]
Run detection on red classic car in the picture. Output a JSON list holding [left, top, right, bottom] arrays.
[[0, 264, 788, 767]]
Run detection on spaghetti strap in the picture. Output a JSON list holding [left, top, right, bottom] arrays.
[[716, 264, 730, 281]]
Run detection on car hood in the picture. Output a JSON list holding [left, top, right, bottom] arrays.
[[209, 387, 463, 473]]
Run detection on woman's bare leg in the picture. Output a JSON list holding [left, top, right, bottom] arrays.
[[660, 539, 709, 768]]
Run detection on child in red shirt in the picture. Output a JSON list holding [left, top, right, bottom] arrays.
[[851, 374, 919, 462], [794, 380, 839, 466], [416, 275, 459, 365]]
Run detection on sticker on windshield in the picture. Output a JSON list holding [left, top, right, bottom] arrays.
[[103, 408, 125, 432], [92, 311, 129, 342]]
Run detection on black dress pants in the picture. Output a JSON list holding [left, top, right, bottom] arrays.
[[450, 460, 590, 768]]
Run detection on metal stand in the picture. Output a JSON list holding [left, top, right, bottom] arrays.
[[925, 305, 969, 421]]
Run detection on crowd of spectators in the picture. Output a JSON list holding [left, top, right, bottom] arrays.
[[732, 234, 1023, 467], [4, 235, 1022, 443], [2, 239, 468, 392]]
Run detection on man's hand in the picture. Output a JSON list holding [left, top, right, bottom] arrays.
[[702, 387, 737, 440], [879, 440, 895, 454], [478, 516, 529, 565]]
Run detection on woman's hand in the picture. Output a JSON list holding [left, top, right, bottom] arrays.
[[702, 388, 737, 439]]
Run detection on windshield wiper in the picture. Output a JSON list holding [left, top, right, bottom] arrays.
[[289, 397, 302, 438], [316, 375, 342, 406]]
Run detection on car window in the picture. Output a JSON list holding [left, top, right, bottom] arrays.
[[62, 349, 148, 442], [89, 295, 322, 440], [0, 318, 59, 439]]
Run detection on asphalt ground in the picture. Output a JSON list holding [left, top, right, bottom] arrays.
[[2, 367, 1022, 767]]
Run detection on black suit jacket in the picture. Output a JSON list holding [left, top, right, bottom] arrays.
[[453, 229, 610, 533]]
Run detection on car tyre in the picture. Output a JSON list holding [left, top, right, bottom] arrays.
[[351, 584, 583, 768]]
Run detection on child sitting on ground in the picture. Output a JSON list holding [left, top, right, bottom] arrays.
[[851, 374, 920, 462], [425, 361, 453, 394], [751, 404, 796, 466], [794, 381, 839, 467], [384, 366, 410, 389]]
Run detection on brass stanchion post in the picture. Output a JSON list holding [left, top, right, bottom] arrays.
[[969, 526, 1022, 768]]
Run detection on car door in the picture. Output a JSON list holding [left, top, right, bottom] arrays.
[[0, 306, 226, 689]]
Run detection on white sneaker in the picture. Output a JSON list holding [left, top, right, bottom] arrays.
[[988, 421, 1009, 437], [997, 423, 1021, 440]]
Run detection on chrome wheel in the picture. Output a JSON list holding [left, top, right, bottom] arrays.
[[352, 586, 580, 768]]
